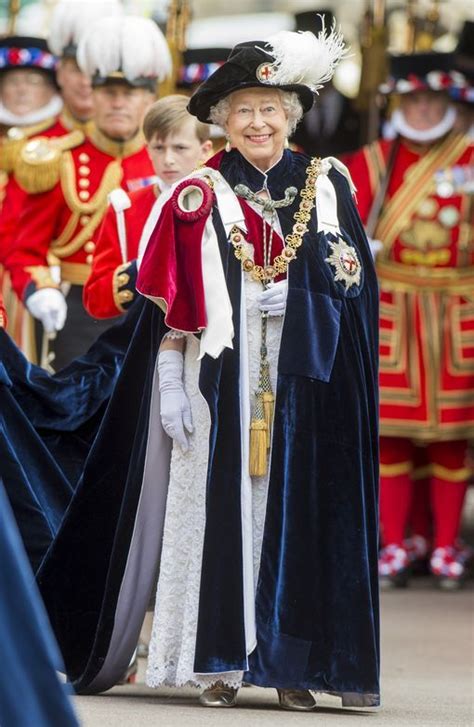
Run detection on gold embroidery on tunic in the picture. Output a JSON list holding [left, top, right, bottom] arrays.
[[51, 152, 123, 259]]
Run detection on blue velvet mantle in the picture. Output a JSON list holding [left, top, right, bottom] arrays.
[[0, 149, 380, 703], [0, 481, 78, 727], [194, 151, 380, 701]]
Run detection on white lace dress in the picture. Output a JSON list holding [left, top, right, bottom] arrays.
[[146, 278, 284, 689]]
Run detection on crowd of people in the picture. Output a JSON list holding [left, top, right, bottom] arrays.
[[0, 0, 472, 722]]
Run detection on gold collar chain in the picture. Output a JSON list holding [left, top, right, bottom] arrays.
[[230, 157, 321, 283]]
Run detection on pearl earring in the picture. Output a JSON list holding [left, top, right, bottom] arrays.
[[284, 137, 289, 149], [225, 138, 231, 152]]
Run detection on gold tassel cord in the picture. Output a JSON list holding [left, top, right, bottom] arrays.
[[259, 315, 274, 449], [249, 391, 268, 477], [262, 390, 274, 448]]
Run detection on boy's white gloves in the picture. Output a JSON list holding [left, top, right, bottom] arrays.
[[158, 349, 193, 453]]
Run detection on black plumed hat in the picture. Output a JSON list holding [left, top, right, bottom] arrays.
[[188, 41, 314, 122], [188, 23, 346, 124]]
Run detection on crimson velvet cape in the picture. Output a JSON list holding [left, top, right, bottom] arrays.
[[0, 150, 380, 705]]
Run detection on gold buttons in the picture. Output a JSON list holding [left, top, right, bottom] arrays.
[[79, 153, 90, 163], [80, 215, 90, 226], [79, 178, 90, 189], [84, 241, 95, 253], [79, 165, 90, 176], [86, 254, 94, 264], [117, 272, 130, 286], [79, 190, 90, 201], [118, 290, 134, 303]]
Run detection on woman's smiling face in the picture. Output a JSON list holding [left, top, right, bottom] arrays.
[[225, 87, 289, 172]]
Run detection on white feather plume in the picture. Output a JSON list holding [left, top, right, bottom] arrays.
[[49, 0, 124, 57], [77, 16, 172, 83], [264, 17, 347, 92]]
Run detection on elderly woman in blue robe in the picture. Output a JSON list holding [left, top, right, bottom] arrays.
[[136, 23, 380, 711], [0, 20, 380, 713]]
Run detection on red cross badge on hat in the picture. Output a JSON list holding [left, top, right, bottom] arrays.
[[256, 62, 276, 83], [325, 237, 362, 290]]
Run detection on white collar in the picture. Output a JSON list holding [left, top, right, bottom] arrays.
[[391, 106, 457, 144], [155, 175, 171, 193], [0, 94, 63, 127]]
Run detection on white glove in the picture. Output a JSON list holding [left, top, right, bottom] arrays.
[[367, 237, 383, 260], [258, 279, 288, 317], [158, 349, 193, 453], [26, 288, 67, 333]]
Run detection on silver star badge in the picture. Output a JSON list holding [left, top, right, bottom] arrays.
[[325, 237, 362, 290]]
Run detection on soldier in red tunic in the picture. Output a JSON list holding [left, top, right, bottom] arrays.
[[5, 15, 171, 370], [84, 94, 212, 319], [0, 2, 123, 353], [347, 52, 473, 589]]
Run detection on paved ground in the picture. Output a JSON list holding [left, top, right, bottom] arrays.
[[75, 578, 474, 727]]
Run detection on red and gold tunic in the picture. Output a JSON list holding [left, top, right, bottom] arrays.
[[0, 110, 92, 261], [0, 111, 95, 351], [6, 127, 153, 300], [83, 184, 158, 319], [348, 133, 474, 441]]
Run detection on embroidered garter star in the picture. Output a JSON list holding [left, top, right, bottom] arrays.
[[325, 237, 362, 290]]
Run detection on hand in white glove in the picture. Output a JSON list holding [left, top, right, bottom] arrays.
[[158, 349, 193, 453], [258, 279, 288, 317], [26, 288, 67, 333]]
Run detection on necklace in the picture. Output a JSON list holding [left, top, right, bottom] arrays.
[[230, 156, 321, 283]]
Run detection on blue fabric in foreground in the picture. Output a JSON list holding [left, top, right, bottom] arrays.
[[0, 481, 78, 727]]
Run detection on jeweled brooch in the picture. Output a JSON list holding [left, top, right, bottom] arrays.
[[325, 237, 362, 290]]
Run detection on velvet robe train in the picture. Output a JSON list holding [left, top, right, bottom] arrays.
[[0, 301, 143, 572]]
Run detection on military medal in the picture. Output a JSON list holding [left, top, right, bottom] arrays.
[[325, 237, 362, 290]]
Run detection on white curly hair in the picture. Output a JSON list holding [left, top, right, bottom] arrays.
[[209, 89, 304, 136]]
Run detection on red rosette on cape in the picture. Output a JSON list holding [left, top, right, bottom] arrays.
[[172, 177, 214, 221], [137, 178, 215, 333]]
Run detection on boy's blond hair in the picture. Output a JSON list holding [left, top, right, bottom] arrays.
[[143, 94, 210, 143]]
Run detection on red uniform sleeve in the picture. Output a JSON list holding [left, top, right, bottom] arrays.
[[345, 147, 376, 227], [84, 186, 156, 319], [83, 203, 125, 318], [4, 184, 63, 299]]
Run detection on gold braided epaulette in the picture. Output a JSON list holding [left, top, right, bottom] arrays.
[[0, 117, 60, 173], [0, 127, 27, 173], [15, 129, 85, 194]]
